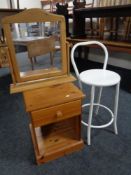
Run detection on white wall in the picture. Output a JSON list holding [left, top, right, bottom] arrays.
[[14, 0, 41, 9], [0, 0, 41, 9], [0, 0, 10, 8]]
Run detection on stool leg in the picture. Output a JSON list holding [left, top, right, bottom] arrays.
[[87, 86, 95, 145], [114, 82, 120, 135], [95, 86, 103, 115]]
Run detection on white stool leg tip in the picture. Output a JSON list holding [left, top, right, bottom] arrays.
[[115, 131, 118, 135]]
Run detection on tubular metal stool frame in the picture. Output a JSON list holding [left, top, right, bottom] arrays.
[[71, 41, 121, 145]]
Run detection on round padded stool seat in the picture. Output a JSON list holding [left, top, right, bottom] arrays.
[[80, 69, 121, 87]]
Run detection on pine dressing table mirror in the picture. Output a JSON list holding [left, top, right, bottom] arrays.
[[2, 8, 84, 164]]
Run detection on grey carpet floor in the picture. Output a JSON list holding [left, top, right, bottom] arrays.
[[0, 62, 131, 175]]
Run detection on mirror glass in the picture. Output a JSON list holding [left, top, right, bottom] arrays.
[[10, 21, 62, 78]]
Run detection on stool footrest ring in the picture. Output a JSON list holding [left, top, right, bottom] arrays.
[[82, 103, 114, 129]]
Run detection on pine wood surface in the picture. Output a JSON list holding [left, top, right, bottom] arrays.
[[26, 83, 84, 164], [30, 117, 84, 164], [31, 100, 81, 127], [2, 8, 85, 165], [23, 83, 84, 112], [27, 36, 56, 70], [2, 9, 68, 83], [10, 74, 75, 93]]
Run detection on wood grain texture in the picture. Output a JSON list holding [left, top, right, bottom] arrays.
[[23, 83, 84, 112], [10, 74, 75, 93], [26, 83, 84, 164], [2, 8, 68, 83], [30, 117, 84, 164], [31, 100, 81, 127], [27, 36, 56, 70]]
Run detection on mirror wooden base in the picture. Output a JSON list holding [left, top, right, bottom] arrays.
[[24, 83, 85, 164]]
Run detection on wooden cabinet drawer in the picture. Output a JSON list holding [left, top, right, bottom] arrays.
[[31, 100, 81, 127]]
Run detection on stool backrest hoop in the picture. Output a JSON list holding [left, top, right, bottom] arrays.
[[71, 41, 109, 89]]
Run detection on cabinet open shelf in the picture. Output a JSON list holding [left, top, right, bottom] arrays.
[[30, 117, 84, 164]]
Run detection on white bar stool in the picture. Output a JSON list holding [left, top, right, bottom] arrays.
[[71, 41, 121, 145]]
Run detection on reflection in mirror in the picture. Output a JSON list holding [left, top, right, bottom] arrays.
[[11, 21, 62, 78]]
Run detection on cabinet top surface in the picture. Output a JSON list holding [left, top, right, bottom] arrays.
[[23, 83, 84, 112]]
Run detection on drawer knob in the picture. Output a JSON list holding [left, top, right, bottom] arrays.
[[56, 111, 63, 118]]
